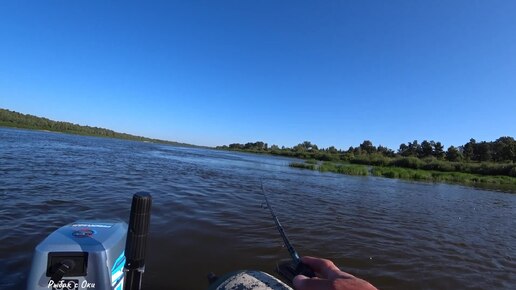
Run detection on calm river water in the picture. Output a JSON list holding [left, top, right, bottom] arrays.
[[0, 128, 515, 290]]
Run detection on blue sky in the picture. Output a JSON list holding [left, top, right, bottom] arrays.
[[1, 1, 515, 149]]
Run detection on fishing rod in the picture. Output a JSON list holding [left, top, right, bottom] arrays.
[[260, 182, 315, 282]]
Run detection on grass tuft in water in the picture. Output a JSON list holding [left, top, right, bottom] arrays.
[[289, 161, 368, 176], [289, 162, 316, 170]]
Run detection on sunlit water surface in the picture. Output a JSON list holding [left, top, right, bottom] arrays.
[[0, 128, 515, 290]]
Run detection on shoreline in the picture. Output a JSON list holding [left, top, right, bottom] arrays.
[[290, 160, 516, 193], [0, 124, 203, 148]]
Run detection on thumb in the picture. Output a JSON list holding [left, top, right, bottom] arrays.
[[293, 274, 309, 289], [293, 275, 333, 290]]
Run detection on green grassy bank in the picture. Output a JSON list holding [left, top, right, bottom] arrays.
[[290, 160, 516, 191]]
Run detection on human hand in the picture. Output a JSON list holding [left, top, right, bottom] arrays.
[[293, 256, 377, 290]]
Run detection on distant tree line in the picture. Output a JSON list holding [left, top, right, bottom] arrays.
[[396, 138, 516, 163], [0, 108, 194, 147], [217, 137, 516, 177], [228, 141, 269, 151], [220, 138, 516, 163]]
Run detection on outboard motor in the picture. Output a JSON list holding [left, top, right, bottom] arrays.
[[26, 193, 152, 290], [26, 221, 128, 290]]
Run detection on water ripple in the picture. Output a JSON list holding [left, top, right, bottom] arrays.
[[0, 128, 515, 290]]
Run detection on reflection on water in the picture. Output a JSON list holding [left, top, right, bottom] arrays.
[[0, 128, 515, 289]]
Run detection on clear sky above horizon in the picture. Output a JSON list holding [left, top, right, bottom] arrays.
[[1, 1, 515, 149]]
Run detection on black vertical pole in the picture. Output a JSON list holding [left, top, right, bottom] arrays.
[[124, 192, 152, 290]]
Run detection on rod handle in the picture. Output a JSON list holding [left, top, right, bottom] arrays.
[[125, 192, 152, 264], [296, 262, 316, 278]]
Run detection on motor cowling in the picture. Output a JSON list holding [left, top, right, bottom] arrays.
[[27, 220, 127, 290]]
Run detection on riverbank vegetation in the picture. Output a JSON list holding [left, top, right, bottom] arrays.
[[218, 138, 516, 190], [0, 108, 196, 147], [290, 160, 515, 187], [290, 162, 369, 176]]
